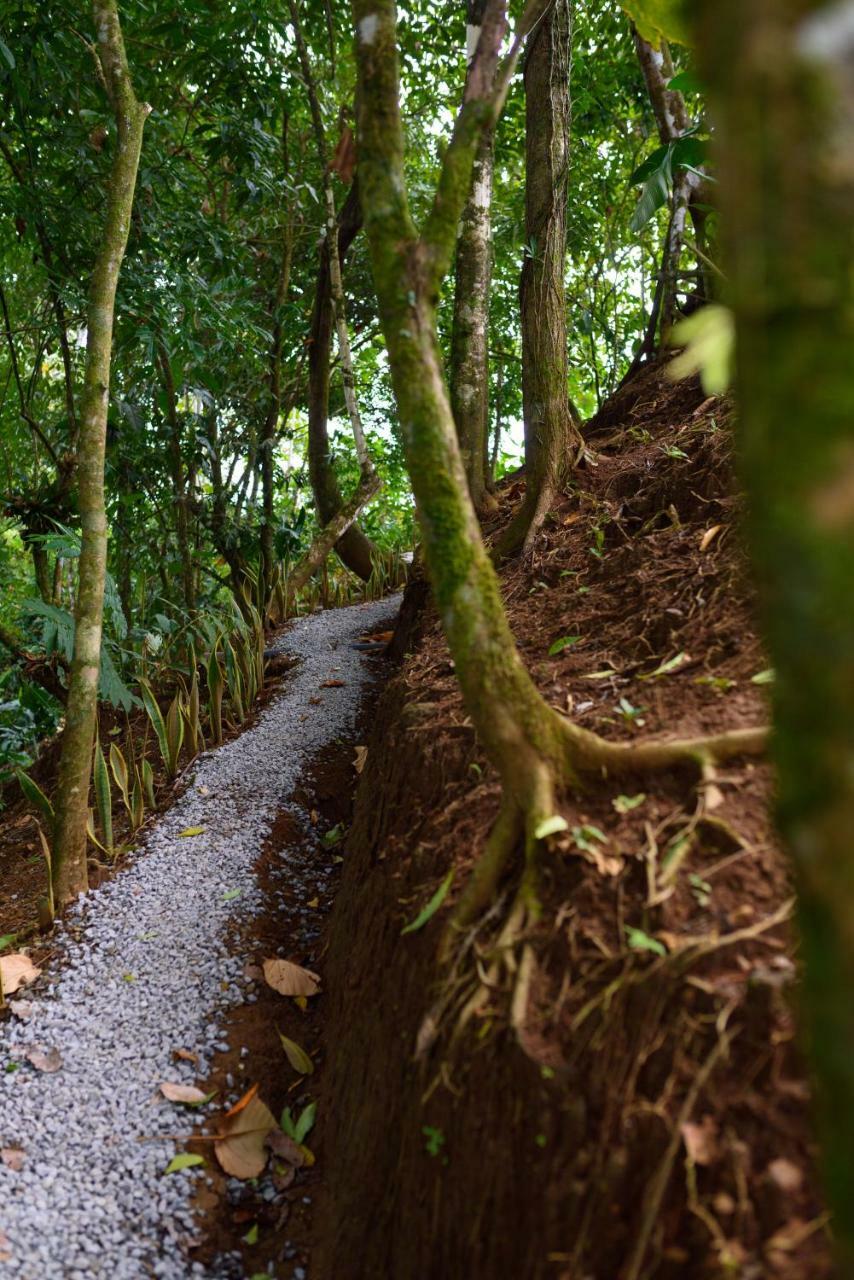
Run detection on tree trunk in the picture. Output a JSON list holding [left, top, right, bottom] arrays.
[[52, 0, 150, 905], [352, 0, 766, 956], [450, 0, 496, 514], [158, 344, 195, 614], [496, 0, 582, 558], [695, 0, 854, 1264], [633, 29, 712, 333]]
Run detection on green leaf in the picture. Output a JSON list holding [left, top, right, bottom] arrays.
[[667, 70, 702, 95], [548, 635, 581, 657], [630, 166, 671, 232], [243, 1224, 259, 1245], [572, 824, 609, 852], [401, 869, 454, 935], [640, 650, 689, 680], [0, 39, 16, 69], [221, 888, 241, 902], [619, 0, 689, 47], [613, 793, 646, 814], [93, 740, 113, 855], [179, 826, 205, 837], [294, 1101, 316, 1144], [668, 306, 735, 395], [625, 926, 667, 957], [278, 1032, 314, 1075], [164, 1152, 205, 1174], [534, 815, 569, 840], [15, 770, 54, 826], [751, 668, 775, 685]]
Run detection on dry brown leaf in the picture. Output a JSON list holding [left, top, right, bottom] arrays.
[[353, 746, 368, 774], [306, 897, 319, 910], [562, 512, 581, 526], [25, 1045, 62, 1074], [681, 1116, 719, 1166], [263, 958, 320, 998], [266, 1128, 305, 1167], [699, 524, 722, 552], [214, 1088, 276, 1179], [172, 1048, 200, 1066], [1, 1147, 25, 1172], [310, 809, 318, 826], [320, 679, 346, 688], [159, 1082, 209, 1105], [0, 954, 41, 996]]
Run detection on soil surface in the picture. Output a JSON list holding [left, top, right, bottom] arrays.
[[317, 365, 835, 1280]]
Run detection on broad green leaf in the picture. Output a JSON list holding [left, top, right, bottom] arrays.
[[534, 815, 569, 840], [751, 668, 775, 685], [668, 306, 735, 395], [164, 1152, 205, 1174], [619, 0, 689, 47], [15, 770, 54, 826], [93, 740, 113, 855], [548, 635, 581, 657], [640, 650, 689, 680], [179, 826, 205, 837], [625, 927, 667, 957], [401, 869, 454, 935], [667, 69, 702, 94]]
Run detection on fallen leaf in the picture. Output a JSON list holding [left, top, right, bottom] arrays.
[[320, 679, 346, 688], [164, 1152, 205, 1174], [307, 897, 319, 909], [159, 1082, 211, 1105], [1, 1147, 25, 1171], [309, 809, 319, 826], [24, 1045, 62, 1073], [263, 958, 320, 997], [0, 954, 41, 996], [266, 1128, 305, 1166], [173, 1048, 200, 1066], [179, 827, 205, 837], [294, 996, 308, 1012], [699, 524, 722, 552], [214, 1087, 277, 1179], [278, 1032, 314, 1075], [353, 746, 368, 774], [681, 1116, 719, 1166], [401, 870, 454, 935], [767, 1157, 804, 1193], [562, 512, 581, 526], [243, 1223, 259, 1245]]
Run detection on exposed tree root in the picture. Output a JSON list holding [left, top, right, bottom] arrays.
[[440, 713, 768, 978]]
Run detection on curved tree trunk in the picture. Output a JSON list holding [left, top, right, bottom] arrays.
[[497, 0, 582, 558], [450, 0, 496, 514], [352, 0, 765, 955], [695, 0, 854, 1265], [52, 0, 150, 904]]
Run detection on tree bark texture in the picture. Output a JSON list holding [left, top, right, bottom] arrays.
[[52, 0, 150, 904], [498, 0, 582, 557], [694, 0, 854, 1263]]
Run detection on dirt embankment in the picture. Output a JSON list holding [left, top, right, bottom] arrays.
[[318, 367, 833, 1279]]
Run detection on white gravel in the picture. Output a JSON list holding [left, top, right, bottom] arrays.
[[0, 597, 398, 1279]]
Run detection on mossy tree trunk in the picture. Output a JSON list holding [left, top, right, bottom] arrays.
[[497, 0, 582, 558], [450, 0, 497, 515], [352, 0, 766, 945], [52, 0, 150, 904], [695, 0, 854, 1263]]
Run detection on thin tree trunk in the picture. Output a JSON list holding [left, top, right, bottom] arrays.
[[633, 28, 712, 329], [450, 0, 496, 514], [695, 0, 854, 1264], [157, 344, 195, 614], [497, 0, 582, 558], [52, 1, 150, 904]]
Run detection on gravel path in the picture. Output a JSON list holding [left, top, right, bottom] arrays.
[[0, 598, 398, 1279]]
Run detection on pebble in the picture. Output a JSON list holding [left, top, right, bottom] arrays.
[[0, 598, 398, 1279]]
